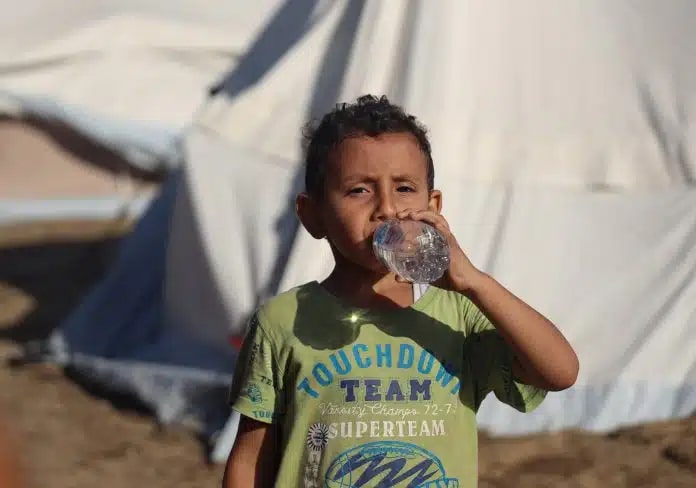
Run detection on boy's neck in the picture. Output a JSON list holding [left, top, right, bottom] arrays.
[[320, 261, 414, 309]]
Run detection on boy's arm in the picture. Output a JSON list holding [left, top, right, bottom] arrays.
[[226, 311, 284, 487], [223, 416, 278, 488], [399, 209, 579, 392], [464, 271, 579, 391]]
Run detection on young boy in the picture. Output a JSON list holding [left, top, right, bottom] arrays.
[[223, 95, 579, 488]]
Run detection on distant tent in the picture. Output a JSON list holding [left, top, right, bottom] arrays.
[[5, 0, 695, 463], [0, 116, 160, 225], [0, 0, 282, 222]]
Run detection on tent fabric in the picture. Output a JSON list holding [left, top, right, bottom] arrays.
[[199, 0, 696, 190], [0, 0, 283, 130], [37, 174, 236, 436], [0, 197, 151, 225], [164, 137, 302, 349], [28, 0, 696, 464]]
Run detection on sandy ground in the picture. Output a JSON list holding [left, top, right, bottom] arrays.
[[0, 220, 694, 488]]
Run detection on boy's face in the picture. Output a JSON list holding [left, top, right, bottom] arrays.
[[299, 132, 442, 272]]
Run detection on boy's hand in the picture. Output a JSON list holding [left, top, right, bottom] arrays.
[[395, 209, 484, 295]]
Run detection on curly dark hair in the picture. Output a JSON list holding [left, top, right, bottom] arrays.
[[303, 94, 434, 198]]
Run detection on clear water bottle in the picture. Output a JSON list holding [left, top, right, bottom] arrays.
[[372, 219, 450, 283]]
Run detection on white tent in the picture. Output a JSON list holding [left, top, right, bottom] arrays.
[[7, 0, 695, 462]]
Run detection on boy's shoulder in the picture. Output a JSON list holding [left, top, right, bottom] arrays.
[[255, 281, 324, 329]]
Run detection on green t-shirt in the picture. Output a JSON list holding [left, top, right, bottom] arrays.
[[229, 281, 545, 488]]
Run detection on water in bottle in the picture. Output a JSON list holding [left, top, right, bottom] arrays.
[[372, 219, 450, 283]]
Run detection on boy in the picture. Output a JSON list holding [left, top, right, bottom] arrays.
[[224, 95, 579, 487]]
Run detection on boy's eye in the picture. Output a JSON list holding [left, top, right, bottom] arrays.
[[348, 187, 368, 194], [397, 185, 415, 192]]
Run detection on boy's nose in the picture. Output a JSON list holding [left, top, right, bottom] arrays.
[[373, 192, 397, 221]]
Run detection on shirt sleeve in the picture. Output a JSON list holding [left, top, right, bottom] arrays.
[[228, 312, 284, 423], [463, 299, 546, 413]]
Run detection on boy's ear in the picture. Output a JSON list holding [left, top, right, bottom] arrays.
[[296, 192, 326, 239], [428, 189, 443, 213]]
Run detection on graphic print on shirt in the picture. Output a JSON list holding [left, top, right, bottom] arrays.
[[325, 441, 459, 488], [304, 423, 330, 488], [298, 341, 463, 487]]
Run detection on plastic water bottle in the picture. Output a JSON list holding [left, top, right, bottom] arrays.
[[372, 219, 450, 283]]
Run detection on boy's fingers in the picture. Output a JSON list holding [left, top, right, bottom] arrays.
[[405, 210, 451, 232]]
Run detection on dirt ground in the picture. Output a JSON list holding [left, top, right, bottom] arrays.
[[0, 220, 694, 488]]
